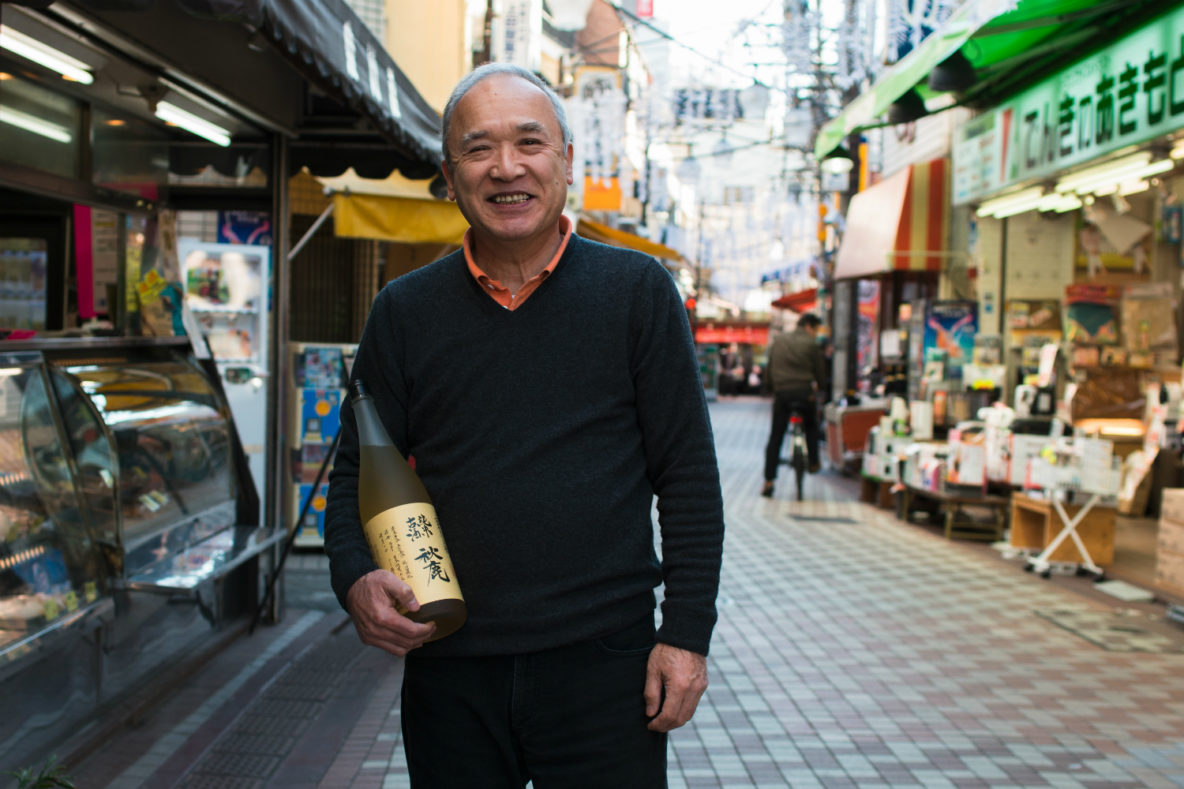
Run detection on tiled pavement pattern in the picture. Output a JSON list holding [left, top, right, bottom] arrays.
[[72, 397, 1184, 788]]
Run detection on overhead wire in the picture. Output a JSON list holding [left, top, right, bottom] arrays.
[[605, 1, 785, 93]]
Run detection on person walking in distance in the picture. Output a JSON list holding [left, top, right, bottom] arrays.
[[762, 312, 825, 497], [323, 63, 725, 788]]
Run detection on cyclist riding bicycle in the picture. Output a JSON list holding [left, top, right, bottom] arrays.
[[761, 312, 825, 498]]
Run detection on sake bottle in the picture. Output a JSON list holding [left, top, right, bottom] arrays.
[[350, 379, 466, 641]]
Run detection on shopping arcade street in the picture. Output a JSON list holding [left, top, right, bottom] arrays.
[[66, 396, 1184, 789]]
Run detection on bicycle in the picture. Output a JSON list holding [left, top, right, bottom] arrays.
[[787, 411, 808, 501]]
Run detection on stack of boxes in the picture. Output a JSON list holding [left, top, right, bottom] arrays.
[[1158, 489, 1184, 600]]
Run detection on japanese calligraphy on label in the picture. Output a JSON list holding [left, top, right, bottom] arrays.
[[363, 502, 463, 608], [953, 5, 1184, 204]]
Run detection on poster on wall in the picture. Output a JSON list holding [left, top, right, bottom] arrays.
[[923, 301, 977, 379], [855, 279, 880, 374], [1075, 207, 1153, 276], [89, 209, 119, 316], [217, 211, 272, 246]]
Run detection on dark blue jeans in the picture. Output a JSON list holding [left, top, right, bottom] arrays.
[[401, 616, 667, 788], [764, 388, 820, 480]]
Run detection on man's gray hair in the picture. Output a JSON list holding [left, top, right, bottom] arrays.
[[441, 63, 573, 163]]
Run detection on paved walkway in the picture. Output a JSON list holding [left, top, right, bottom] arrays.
[[72, 397, 1184, 788]]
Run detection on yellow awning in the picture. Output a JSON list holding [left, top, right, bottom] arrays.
[[332, 193, 467, 245], [319, 169, 468, 245], [577, 217, 684, 263]]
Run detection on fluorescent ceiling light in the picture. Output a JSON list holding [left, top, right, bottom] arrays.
[[1055, 152, 1150, 193], [977, 186, 1044, 218], [1119, 180, 1149, 196], [991, 200, 1046, 218], [0, 105, 71, 143], [1036, 192, 1081, 213], [1069, 158, 1174, 195], [0, 27, 93, 85], [154, 100, 231, 147], [1171, 141, 1184, 159]]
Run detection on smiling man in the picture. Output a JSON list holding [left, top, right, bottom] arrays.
[[324, 63, 725, 788]]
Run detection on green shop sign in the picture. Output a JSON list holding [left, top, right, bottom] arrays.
[[953, 4, 1184, 204]]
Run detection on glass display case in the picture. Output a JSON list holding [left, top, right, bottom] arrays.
[[49, 355, 237, 578], [0, 355, 107, 656], [0, 339, 282, 771], [0, 340, 275, 670]]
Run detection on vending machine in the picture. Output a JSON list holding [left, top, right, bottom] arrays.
[[177, 239, 270, 505], [288, 342, 355, 547]]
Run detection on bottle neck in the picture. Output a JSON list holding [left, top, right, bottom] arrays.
[[352, 394, 394, 448]]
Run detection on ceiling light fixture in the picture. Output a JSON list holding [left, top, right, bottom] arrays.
[[1055, 152, 1150, 193], [154, 100, 231, 147], [887, 89, 927, 124], [1036, 192, 1082, 213], [0, 27, 93, 85], [927, 50, 976, 93], [976, 186, 1045, 218], [1067, 158, 1174, 195], [820, 145, 855, 174], [0, 105, 72, 143]]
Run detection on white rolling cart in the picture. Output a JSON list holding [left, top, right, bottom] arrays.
[[1023, 437, 1121, 579]]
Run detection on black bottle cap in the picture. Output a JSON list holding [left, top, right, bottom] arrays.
[[349, 379, 367, 401]]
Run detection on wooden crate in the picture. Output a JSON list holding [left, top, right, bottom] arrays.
[[859, 475, 894, 509], [1010, 493, 1115, 566]]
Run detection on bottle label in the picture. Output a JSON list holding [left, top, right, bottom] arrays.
[[363, 502, 463, 606]]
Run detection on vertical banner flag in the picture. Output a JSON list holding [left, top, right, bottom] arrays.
[[571, 67, 626, 212], [493, 0, 543, 72]]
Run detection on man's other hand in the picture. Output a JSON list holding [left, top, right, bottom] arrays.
[[345, 569, 436, 656], [644, 642, 708, 732]]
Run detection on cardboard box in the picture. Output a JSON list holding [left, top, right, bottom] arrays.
[[1159, 517, 1184, 555], [1010, 433, 1052, 486], [947, 443, 985, 485], [903, 441, 946, 488], [1160, 488, 1184, 524], [1155, 547, 1184, 597]]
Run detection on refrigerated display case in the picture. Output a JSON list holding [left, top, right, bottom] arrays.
[[0, 337, 281, 768], [178, 239, 270, 506], [0, 356, 111, 669]]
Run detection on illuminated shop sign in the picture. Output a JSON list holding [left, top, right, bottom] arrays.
[[953, 5, 1184, 204]]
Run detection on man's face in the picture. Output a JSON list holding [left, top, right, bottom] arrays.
[[441, 74, 573, 247]]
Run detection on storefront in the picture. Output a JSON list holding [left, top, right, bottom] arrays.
[[0, 0, 443, 771], [832, 158, 952, 403], [848, 2, 1184, 610]]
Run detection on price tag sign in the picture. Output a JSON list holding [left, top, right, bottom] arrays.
[[42, 597, 60, 621], [85, 581, 98, 603], [64, 591, 78, 612]]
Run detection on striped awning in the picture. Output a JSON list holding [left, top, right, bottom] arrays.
[[834, 159, 950, 280]]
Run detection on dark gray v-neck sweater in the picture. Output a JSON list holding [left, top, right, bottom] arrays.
[[324, 234, 724, 657]]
